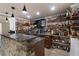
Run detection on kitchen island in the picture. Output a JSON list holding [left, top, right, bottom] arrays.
[[0, 33, 44, 56]]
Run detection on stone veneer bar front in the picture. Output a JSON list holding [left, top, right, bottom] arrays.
[[0, 33, 44, 56]]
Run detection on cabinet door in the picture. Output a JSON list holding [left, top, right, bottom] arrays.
[[44, 36, 52, 48], [35, 40, 44, 56]]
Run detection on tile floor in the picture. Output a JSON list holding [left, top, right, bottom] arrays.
[[45, 48, 69, 56]]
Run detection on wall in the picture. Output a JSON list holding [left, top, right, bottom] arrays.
[[2, 22, 10, 34], [0, 22, 10, 34], [0, 16, 10, 34], [70, 38, 79, 56]]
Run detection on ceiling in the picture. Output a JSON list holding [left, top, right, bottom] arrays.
[[0, 3, 74, 20]]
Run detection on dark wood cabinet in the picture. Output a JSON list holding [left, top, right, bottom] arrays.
[[44, 36, 52, 48], [35, 39, 44, 56]]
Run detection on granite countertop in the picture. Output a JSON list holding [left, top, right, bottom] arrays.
[[28, 32, 51, 36], [1, 33, 39, 42], [29, 32, 69, 38]]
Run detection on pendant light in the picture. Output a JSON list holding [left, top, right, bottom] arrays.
[[5, 12, 8, 21], [5, 17, 8, 22], [11, 6, 15, 18], [11, 13, 14, 17], [22, 4, 27, 14], [6, 17, 8, 21]]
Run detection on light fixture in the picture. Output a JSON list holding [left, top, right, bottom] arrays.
[[5, 17, 8, 22], [27, 15, 31, 19], [36, 12, 40, 15], [11, 6, 15, 18], [22, 4, 27, 14], [51, 6, 55, 11], [11, 13, 15, 17], [6, 17, 8, 21], [22, 11, 27, 14], [5, 12, 8, 22]]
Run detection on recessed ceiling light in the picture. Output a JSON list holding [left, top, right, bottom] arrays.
[[27, 15, 31, 19], [36, 12, 40, 15], [51, 6, 55, 11]]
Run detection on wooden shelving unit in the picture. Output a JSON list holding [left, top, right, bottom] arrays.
[[16, 20, 30, 33], [51, 35, 70, 52], [50, 7, 79, 52], [45, 8, 74, 52]]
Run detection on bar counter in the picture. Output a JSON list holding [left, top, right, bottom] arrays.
[[28, 32, 69, 38], [28, 32, 70, 51], [0, 33, 44, 56]]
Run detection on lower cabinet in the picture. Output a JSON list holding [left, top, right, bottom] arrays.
[[44, 36, 52, 48]]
